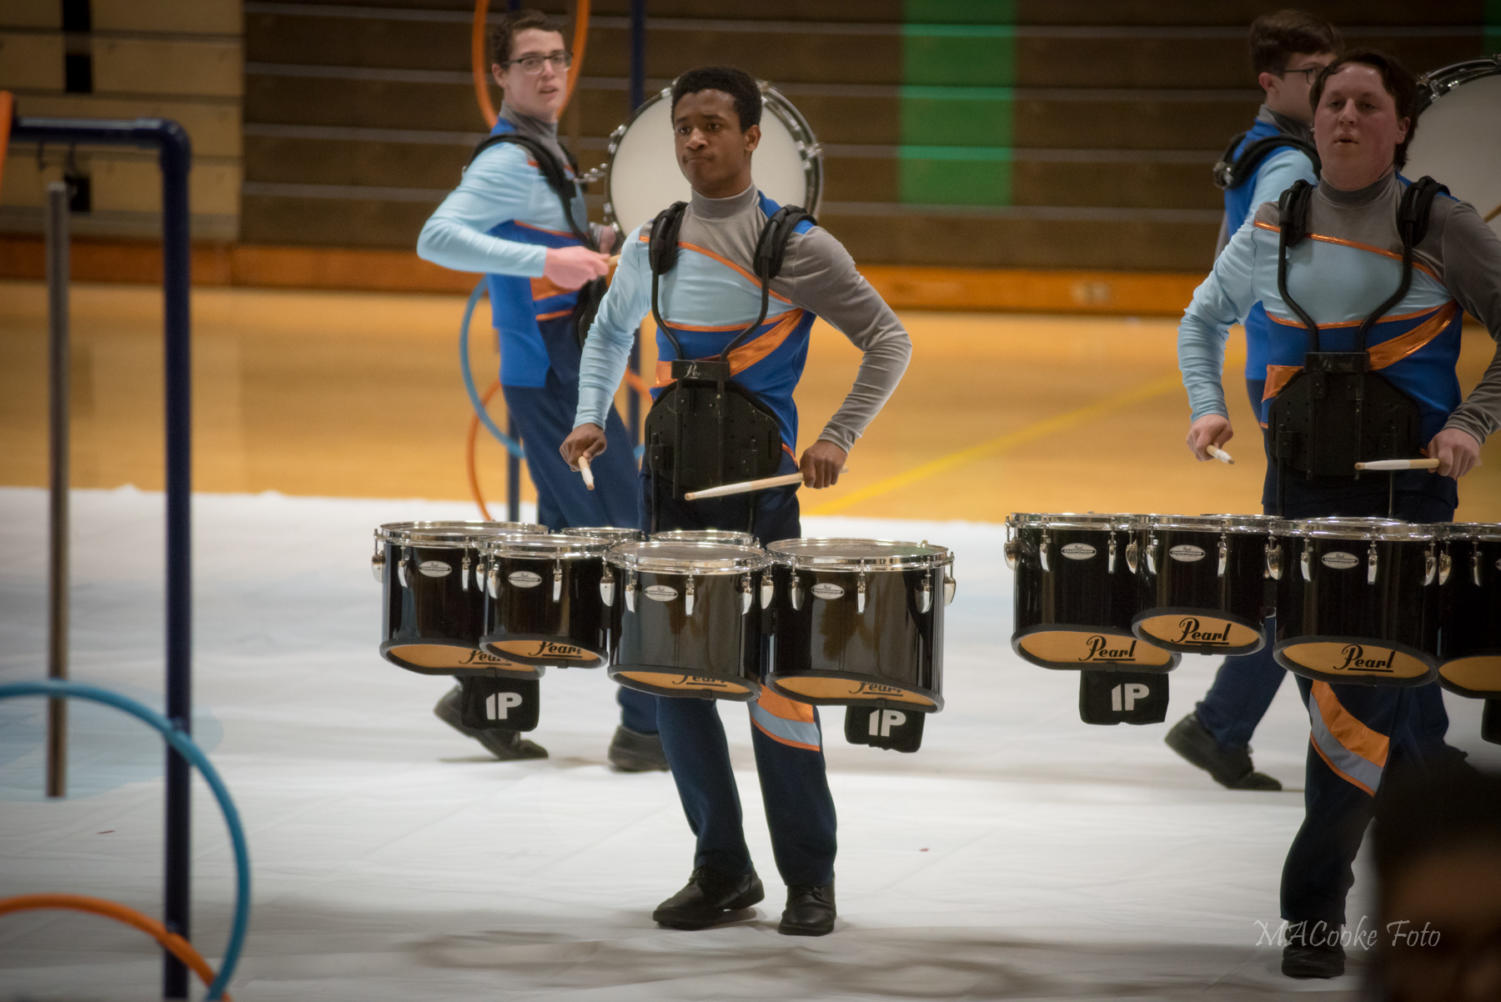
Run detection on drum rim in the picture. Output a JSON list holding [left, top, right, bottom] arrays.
[[1277, 516, 1436, 541], [650, 529, 760, 544], [606, 539, 770, 573], [1416, 55, 1501, 109], [1139, 513, 1275, 533], [557, 526, 646, 540], [1005, 512, 1135, 529], [483, 535, 613, 558], [376, 521, 548, 544], [765, 536, 952, 569], [602, 80, 823, 231], [1440, 522, 1501, 541]]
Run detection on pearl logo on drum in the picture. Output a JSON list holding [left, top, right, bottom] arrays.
[[1079, 634, 1141, 663], [507, 570, 543, 588], [1337, 644, 1396, 673], [671, 674, 737, 690], [1173, 617, 1231, 646], [418, 560, 452, 578], [1168, 544, 1206, 563], [645, 584, 679, 602], [1061, 543, 1097, 560], [1321, 551, 1360, 570], [811, 583, 845, 600]]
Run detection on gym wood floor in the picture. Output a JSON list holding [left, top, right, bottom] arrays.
[[3, 279, 1499, 524]]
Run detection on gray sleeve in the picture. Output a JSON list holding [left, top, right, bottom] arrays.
[[772, 227, 912, 453], [1434, 201, 1501, 445]]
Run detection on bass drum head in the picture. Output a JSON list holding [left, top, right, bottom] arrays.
[[604, 83, 822, 235], [1407, 58, 1501, 238]]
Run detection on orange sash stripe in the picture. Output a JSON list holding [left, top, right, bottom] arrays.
[[1253, 221, 1441, 283], [531, 275, 571, 301], [654, 309, 806, 388], [1367, 301, 1458, 370], [754, 687, 816, 725], [1311, 681, 1390, 771], [1262, 364, 1302, 402], [634, 233, 795, 305]]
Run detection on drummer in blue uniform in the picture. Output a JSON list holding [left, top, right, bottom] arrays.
[[417, 8, 661, 771], [560, 66, 912, 936]]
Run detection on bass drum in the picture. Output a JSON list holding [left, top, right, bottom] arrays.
[[1406, 57, 1501, 238], [603, 81, 823, 235]]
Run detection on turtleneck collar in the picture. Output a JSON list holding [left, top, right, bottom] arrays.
[[498, 102, 568, 167], [690, 183, 758, 220], [1319, 168, 1398, 207], [1257, 103, 1313, 142]]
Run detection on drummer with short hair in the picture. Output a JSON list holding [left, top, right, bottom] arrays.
[[1175, 49, 1501, 980], [560, 64, 911, 936], [416, 8, 662, 769]]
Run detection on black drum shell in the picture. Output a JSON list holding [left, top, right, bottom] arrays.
[[1274, 535, 1439, 685], [1010, 523, 1178, 671], [766, 563, 943, 711], [608, 569, 764, 701], [1438, 534, 1501, 697], [480, 553, 608, 668], [379, 540, 534, 676], [1131, 525, 1269, 655]]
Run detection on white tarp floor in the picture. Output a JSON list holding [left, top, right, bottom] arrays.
[[2, 487, 1496, 1002]]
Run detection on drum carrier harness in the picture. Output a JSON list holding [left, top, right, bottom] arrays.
[[1212, 131, 1320, 191], [1266, 176, 1448, 515], [468, 132, 605, 346], [641, 200, 815, 530]]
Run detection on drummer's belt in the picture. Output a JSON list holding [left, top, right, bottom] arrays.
[[1266, 178, 1444, 481], [644, 359, 783, 495]]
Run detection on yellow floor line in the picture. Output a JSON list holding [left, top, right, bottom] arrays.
[[807, 371, 1185, 515]]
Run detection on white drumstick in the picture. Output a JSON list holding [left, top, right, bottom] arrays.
[[578, 454, 595, 491], [683, 467, 849, 501], [1206, 444, 1234, 465], [1354, 458, 1441, 471]]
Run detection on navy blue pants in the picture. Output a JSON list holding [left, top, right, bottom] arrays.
[[1266, 488, 1456, 928], [499, 315, 656, 733], [643, 454, 838, 886]]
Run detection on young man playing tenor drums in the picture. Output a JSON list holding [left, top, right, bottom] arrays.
[[560, 66, 912, 936]]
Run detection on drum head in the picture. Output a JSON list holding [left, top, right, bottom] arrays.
[[558, 526, 644, 542], [605, 84, 821, 234], [376, 521, 547, 546], [1408, 59, 1501, 238], [607, 540, 768, 574], [649, 529, 759, 547], [767, 537, 950, 571], [484, 535, 610, 559]]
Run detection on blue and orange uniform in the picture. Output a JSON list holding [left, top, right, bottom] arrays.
[[1179, 169, 1501, 941], [574, 184, 911, 892], [417, 105, 655, 737]]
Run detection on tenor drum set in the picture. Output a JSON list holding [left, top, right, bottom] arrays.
[[1005, 513, 1501, 700], [374, 521, 957, 744]]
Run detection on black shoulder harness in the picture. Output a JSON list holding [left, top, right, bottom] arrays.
[[1213, 131, 1320, 190]]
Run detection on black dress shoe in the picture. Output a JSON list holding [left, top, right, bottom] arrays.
[[434, 685, 548, 761], [1282, 941, 1345, 978], [652, 867, 764, 930], [1164, 713, 1280, 790], [778, 882, 835, 936], [607, 725, 669, 772]]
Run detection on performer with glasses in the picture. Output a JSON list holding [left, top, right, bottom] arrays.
[[560, 66, 911, 936], [417, 8, 663, 771]]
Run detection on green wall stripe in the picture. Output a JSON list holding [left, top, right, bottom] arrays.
[[899, 87, 1013, 148], [1486, 0, 1501, 53], [899, 4, 1016, 205], [898, 148, 1013, 205], [904, 0, 1016, 24]]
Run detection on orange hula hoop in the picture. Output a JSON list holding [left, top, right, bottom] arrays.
[[0, 893, 231, 1000], [0, 91, 14, 200], [472, 1, 592, 125]]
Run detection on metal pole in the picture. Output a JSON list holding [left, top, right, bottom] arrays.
[[157, 120, 194, 1002], [8, 113, 197, 1001], [627, 0, 646, 447], [507, 417, 521, 523], [45, 182, 70, 800]]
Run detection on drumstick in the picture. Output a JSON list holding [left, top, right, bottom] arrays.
[[684, 468, 848, 501], [1205, 444, 1234, 465], [607, 253, 621, 267], [578, 454, 595, 490], [1354, 458, 1441, 471]]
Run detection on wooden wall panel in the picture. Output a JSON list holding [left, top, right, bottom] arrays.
[[0, 32, 64, 91]]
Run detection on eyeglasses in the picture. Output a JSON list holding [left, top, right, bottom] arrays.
[[504, 50, 571, 74], [1281, 65, 1325, 83]]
